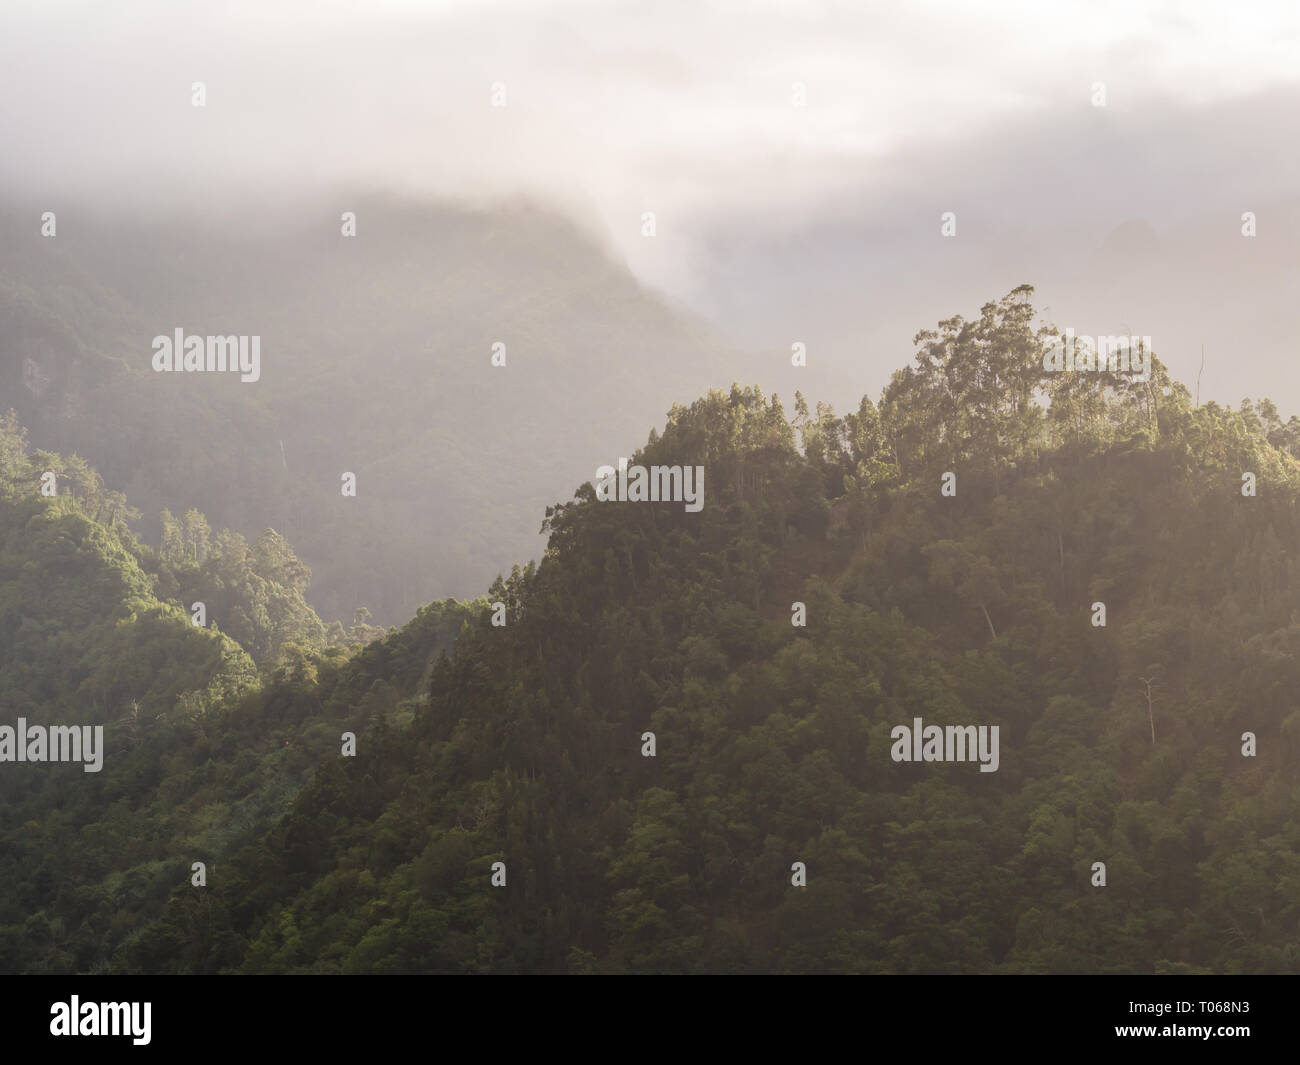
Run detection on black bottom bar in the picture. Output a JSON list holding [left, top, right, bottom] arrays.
[[0, 974, 1288, 1054]]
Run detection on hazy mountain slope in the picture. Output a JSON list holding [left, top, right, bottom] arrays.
[[0, 197, 746, 625]]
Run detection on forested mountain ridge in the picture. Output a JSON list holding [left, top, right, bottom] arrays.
[[5, 287, 1300, 973], [0, 410, 465, 970], [0, 412, 257, 720]]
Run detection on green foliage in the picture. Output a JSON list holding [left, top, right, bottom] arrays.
[[5, 289, 1300, 974]]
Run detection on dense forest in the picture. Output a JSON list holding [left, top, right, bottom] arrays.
[[3, 286, 1299, 973]]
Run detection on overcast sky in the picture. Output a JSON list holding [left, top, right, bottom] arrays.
[[2, 0, 1297, 409]]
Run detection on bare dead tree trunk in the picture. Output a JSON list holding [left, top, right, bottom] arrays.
[[1139, 675, 1159, 744], [1196, 344, 1204, 409], [979, 603, 998, 640], [1058, 528, 1065, 593]]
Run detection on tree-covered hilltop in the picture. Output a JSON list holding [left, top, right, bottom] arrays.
[[0, 412, 258, 720], [0, 413, 480, 970], [0, 411, 386, 673], [7, 286, 1300, 973]]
